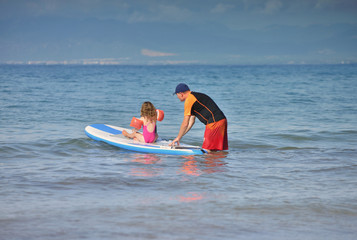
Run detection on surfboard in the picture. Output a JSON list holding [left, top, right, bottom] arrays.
[[85, 124, 207, 155]]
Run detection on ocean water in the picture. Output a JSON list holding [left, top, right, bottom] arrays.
[[1, 64, 357, 240]]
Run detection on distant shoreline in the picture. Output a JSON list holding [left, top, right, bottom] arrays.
[[1, 61, 356, 66]]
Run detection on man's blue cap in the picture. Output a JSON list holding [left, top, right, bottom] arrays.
[[174, 83, 190, 95]]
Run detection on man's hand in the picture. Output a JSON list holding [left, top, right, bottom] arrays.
[[169, 137, 180, 146], [169, 115, 195, 147]]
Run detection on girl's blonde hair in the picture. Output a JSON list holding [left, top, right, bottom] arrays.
[[140, 101, 157, 121]]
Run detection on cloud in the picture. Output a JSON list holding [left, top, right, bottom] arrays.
[[317, 49, 335, 55], [263, 0, 283, 14], [147, 60, 199, 65], [1, 0, 356, 64], [141, 49, 177, 57], [211, 3, 235, 14], [314, 0, 357, 10], [127, 3, 193, 23]]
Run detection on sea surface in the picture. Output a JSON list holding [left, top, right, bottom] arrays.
[[1, 64, 357, 240]]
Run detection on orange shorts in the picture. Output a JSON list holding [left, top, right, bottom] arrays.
[[202, 118, 228, 151]]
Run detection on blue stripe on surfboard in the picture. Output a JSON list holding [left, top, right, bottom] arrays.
[[90, 124, 122, 135], [130, 143, 162, 148]]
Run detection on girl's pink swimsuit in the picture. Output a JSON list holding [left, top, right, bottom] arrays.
[[143, 124, 157, 143]]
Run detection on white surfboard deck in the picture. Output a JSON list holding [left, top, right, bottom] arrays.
[[85, 124, 207, 155]]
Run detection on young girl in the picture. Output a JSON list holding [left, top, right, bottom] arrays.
[[122, 101, 158, 143]]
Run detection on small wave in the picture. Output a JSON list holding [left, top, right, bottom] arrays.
[[309, 164, 357, 173], [0, 137, 120, 160], [54, 137, 95, 149], [278, 146, 304, 150], [0, 144, 41, 160], [228, 140, 276, 150], [233, 203, 357, 216], [317, 130, 357, 138], [271, 133, 313, 142], [269, 129, 357, 142], [49, 137, 126, 157], [259, 175, 289, 181], [53, 176, 132, 189]]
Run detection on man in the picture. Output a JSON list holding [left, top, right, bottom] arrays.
[[170, 83, 228, 151]]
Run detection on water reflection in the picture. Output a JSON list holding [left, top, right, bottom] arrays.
[[129, 154, 163, 177], [125, 152, 228, 203], [180, 151, 228, 176], [176, 152, 228, 203], [127, 152, 228, 178], [180, 156, 202, 176], [178, 192, 205, 202]]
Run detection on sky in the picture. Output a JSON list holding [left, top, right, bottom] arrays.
[[0, 0, 357, 65]]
